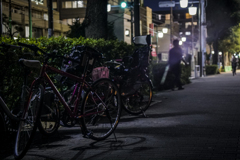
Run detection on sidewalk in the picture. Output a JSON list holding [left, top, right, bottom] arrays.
[[3, 71, 240, 160]]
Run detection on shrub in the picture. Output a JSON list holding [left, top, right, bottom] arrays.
[[151, 62, 191, 91], [0, 36, 135, 109], [205, 65, 219, 75]]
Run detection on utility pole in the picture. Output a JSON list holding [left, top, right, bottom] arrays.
[[28, 0, 32, 38], [134, 0, 140, 36], [130, 0, 133, 43], [48, 0, 53, 37], [199, 0, 206, 77], [170, 0, 173, 44]]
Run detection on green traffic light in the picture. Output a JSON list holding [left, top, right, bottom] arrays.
[[121, 2, 127, 8]]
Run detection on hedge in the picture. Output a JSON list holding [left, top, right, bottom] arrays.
[[151, 62, 191, 91], [0, 36, 192, 109], [0, 36, 135, 109], [205, 65, 219, 75]]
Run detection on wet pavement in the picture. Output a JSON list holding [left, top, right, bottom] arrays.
[[2, 71, 240, 160]]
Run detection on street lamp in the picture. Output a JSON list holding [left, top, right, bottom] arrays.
[[180, 0, 188, 8], [162, 28, 168, 33], [158, 31, 163, 38], [181, 37, 186, 42], [107, 4, 111, 12], [188, 4, 197, 15], [212, 51, 214, 54]]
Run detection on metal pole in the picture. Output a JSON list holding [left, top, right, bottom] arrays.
[[9, 0, 12, 37], [198, 0, 202, 76], [156, 25, 158, 59], [0, 0, 2, 37], [130, 0, 133, 44], [170, 0, 173, 44], [191, 15, 194, 76], [28, 0, 32, 38], [48, 0, 53, 37], [200, 0, 205, 77], [134, 0, 140, 36]]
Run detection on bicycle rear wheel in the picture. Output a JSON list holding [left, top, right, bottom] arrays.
[[38, 90, 60, 136], [80, 78, 121, 141], [122, 77, 153, 115], [14, 84, 44, 160]]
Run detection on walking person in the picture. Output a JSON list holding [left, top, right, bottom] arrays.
[[168, 39, 187, 90], [231, 55, 238, 76]]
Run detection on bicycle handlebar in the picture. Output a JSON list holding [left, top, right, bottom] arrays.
[[0, 42, 22, 49], [18, 42, 47, 56]]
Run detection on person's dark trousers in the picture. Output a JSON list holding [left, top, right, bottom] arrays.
[[170, 64, 183, 89]]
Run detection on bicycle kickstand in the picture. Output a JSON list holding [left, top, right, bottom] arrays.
[[141, 110, 148, 118], [113, 131, 118, 142]]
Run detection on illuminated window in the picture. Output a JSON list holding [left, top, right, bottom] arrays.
[[25, 26, 29, 37], [53, 2, 57, 9], [65, 2, 72, 8], [185, 22, 191, 29], [185, 31, 191, 35], [44, 13, 48, 20], [72, 1, 77, 8], [78, 1, 84, 8], [165, 14, 170, 20], [125, 29, 130, 37], [185, 13, 192, 19], [67, 19, 73, 25]]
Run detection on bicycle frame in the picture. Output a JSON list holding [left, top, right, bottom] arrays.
[[36, 62, 107, 120], [40, 63, 88, 119]]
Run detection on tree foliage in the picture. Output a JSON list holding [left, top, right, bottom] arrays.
[[206, 0, 240, 64], [66, 18, 117, 40], [66, 18, 85, 38]]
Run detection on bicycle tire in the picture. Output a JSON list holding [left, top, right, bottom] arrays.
[[0, 111, 6, 150], [38, 91, 60, 136], [14, 84, 44, 160], [80, 78, 121, 141], [122, 77, 153, 115]]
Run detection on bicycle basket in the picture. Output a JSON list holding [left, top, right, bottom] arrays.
[[131, 46, 150, 68], [92, 66, 109, 82], [56, 46, 99, 85]]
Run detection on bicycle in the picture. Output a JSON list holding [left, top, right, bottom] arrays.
[[0, 43, 33, 151], [14, 42, 121, 159], [105, 35, 153, 117]]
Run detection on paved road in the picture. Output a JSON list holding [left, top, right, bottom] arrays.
[[3, 72, 240, 160]]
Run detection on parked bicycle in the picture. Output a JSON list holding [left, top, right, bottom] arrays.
[[105, 35, 153, 117], [14, 42, 121, 159], [0, 43, 23, 150]]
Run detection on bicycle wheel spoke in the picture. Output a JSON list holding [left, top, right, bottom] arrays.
[[14, 84, 44, 159], [81, 79, 121, 141], [122, 79, 152, 115]]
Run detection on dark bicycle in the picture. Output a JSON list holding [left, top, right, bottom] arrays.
[[13, 43, 121, 160], [105, 35, 153, 116]]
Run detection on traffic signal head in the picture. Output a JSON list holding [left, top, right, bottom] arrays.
[[120, 1, 133, 9], [120, 2, 127, 8]]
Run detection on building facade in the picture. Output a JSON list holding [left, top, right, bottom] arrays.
[[2, 0, 69, 38]]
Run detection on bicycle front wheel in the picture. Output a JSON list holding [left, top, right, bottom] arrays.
[[38, 91, 60, 136], [14, 84, 44, 160], [80, 78, 121, 141], [122, 77, 153, 115]]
